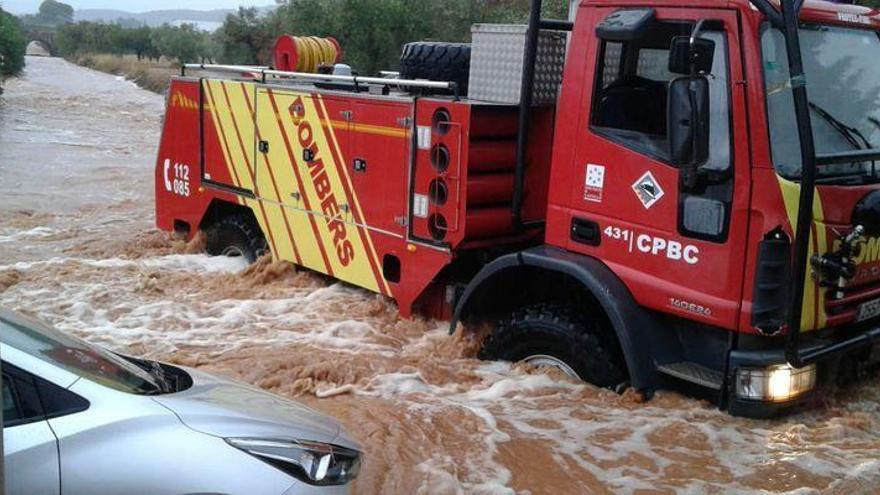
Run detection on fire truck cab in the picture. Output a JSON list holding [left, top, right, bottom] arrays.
[[156, 0, 880, 417]]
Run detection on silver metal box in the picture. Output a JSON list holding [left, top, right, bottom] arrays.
[[468, 24, 567, 105]]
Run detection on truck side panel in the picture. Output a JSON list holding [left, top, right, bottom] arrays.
[[179, 80, 453, 316], [156, 79, 240, 236], [157, 78, 553, 318]]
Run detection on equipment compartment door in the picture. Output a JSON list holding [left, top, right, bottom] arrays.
[[254, 87, 389, 295], [349, 100, 412, 237], [200, 79, 256, 193]]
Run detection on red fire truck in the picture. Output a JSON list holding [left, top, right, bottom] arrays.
[[156, 0, 880, 417]]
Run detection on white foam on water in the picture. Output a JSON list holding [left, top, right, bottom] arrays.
[[354, 353, 880, 495], [0, 226, 56, 243], [140, 254, 251, 273], [358, 364, 593, 493], [0, 254, 249, 274], [2, 264, 397, 359], [114, 75, 140, 89], [415, 457, 467, 495]]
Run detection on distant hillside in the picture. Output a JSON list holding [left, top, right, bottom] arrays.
[[73, 7, 273, 30]]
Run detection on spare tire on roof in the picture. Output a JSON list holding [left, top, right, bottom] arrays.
[[399, 42, 471, 96]]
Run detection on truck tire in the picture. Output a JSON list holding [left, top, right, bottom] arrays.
[[399, 42, 470, 95], [205, 214, 268, 264], [480, 304, 628, 389]]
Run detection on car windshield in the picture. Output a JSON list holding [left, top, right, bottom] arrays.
[[0, 310, 162, 395], [762, 24, 880, 183]]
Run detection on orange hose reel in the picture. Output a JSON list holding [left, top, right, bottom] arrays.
[[274, 35, 343, 73]]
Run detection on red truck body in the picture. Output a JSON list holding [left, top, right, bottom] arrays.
[[157, 0, 880, 416]]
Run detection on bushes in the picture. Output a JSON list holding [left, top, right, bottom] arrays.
[[57, 21, 212, 63], [0, 8, 27, 79], [72, 54, 175, 93], [150, 24, 215, 63]]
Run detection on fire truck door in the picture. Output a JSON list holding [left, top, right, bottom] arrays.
[[563, 8, 750, 330], [200, 79, 256, 193], [253, 87, 387, 293], [348, 100, 411, 237], [252, 87, 346, 274]]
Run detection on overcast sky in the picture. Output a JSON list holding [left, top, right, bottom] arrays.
[[3, 0, 276, 14]]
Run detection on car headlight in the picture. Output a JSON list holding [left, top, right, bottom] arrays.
[[735, 363, 817, 402], [226, 438, 361, 486]]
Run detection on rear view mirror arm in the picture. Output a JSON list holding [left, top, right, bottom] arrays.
[[689, 19, 706, 56]]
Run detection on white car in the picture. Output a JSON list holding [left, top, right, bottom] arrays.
[[1, 308, 360, 495]]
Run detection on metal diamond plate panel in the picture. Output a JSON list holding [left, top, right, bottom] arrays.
[[468, 24, 567, 105]]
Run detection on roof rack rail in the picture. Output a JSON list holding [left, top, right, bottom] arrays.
[[181, 63, 459, 97]]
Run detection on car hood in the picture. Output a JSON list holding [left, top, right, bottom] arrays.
[[153, 367, 345, 446]]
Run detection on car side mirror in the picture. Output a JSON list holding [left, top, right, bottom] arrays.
[[668, 76, 710, 185]]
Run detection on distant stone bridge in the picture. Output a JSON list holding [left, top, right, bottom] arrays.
[[25, 30, 56, 56]]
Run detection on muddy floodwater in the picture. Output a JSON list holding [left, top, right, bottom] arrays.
[[2, 57, 880, 494]]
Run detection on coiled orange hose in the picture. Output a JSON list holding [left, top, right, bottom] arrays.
[[274, 35, 343, 73]]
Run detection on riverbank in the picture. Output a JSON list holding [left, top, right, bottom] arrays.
[[69, 53, 175, 94]]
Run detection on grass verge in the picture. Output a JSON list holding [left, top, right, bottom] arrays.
[[70, 53, 176, 94]]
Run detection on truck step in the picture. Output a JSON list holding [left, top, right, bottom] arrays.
[[657, 362, 724, 390]]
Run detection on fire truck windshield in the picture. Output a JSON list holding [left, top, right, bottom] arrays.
[[762, 24, 880, 183]]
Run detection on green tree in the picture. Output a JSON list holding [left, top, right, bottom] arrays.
[[129, 26, 159, 61], [0, 7, 26, 79], [202, 31, 223, 64], [105, 23, 127, 55], [22, 0, 74, 28], [55, 21, 87, 55], [55, 21, 161, 61], [38, 0, 73, 24], [215, 7, 276, 65], [151, 24, 210, 63], [56, 21, 111, 55]]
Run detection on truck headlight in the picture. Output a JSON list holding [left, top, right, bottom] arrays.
[[735, 363, 817, 402], [227, 438, 360, 486]]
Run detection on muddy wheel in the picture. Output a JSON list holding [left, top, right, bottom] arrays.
[[205, 214, 267, 264], [479, 304, 628, 389], [399, 42, 471, 95]]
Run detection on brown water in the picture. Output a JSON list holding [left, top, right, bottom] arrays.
[[2, 57, 880, 495]]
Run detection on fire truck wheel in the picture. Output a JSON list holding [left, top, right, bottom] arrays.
[[399, 42, 470, 95], [480, 304, 628, 389], [205, 214, 268, 264]]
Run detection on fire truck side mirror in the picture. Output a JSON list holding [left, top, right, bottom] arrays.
[[668, 76, 710, 176]]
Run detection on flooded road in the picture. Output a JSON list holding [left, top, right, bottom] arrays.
[[2, 57, 880, 494]]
